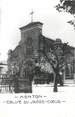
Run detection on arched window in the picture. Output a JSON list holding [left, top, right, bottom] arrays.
[[26, 37, 33, 56]]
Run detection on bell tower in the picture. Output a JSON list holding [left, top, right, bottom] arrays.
[[19, 22, 43, 43], [19, 22, 43, 59]]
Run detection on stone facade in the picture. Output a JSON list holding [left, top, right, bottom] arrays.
[[7, 21, 75, 92]]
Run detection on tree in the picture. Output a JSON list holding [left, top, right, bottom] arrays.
[[55, 0, 75, 27], [5, 62, 20, 93], [43, 39, 72, 92]]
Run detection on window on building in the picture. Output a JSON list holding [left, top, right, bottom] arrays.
[[65, 64, 73, 79], [26, 37, 33, 56]]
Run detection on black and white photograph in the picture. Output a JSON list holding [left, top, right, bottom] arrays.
[[0, 0, 75, 117]]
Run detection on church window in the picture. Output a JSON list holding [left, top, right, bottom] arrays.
[[26, 37, 33, 56]]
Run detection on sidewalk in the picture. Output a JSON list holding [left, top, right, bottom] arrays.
[[33, 83, 75, 87]]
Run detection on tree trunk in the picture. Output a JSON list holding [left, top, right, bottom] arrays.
[[14, 77, 19, 93], [59, 74, 63, 86], [13, 74, 19, 93], [53, 73, 58, 92]]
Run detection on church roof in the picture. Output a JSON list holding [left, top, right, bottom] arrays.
[[19, 22, 43, 30]]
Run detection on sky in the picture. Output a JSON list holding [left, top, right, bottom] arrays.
[[0, 0, 75, 61]]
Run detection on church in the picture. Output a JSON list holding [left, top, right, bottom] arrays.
[[7, 18, 75, 92]]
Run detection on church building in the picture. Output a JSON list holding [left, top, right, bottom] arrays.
[[7, 20, 75, 92]]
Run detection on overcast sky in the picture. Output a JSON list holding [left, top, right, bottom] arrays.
[[0, 0, 75, 61]]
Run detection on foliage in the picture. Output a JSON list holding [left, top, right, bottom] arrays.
[[44, 42, 67, 71], [39, 56, 54, 73], [41, 39, 72, 89], [56, 0, 75, 14], [55, 0, 75, 27]]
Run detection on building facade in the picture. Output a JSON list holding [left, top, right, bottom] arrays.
[[7, 21, 75, 88]]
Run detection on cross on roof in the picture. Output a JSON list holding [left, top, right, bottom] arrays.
[[30, 10, 34, 23]]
